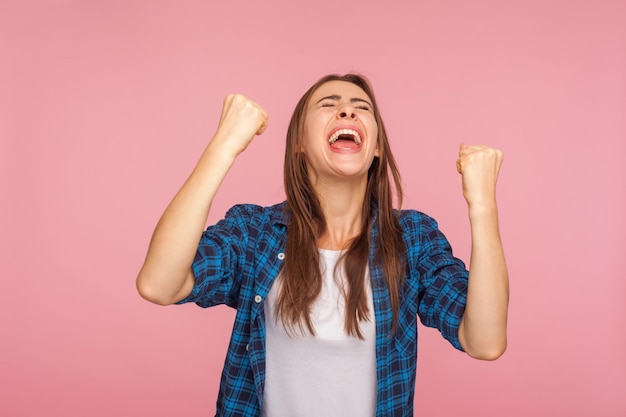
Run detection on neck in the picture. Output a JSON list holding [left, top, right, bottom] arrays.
[[312, 176, 367, 250]]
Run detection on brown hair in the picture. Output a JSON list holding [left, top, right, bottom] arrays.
[[277, 74, 405, 339]]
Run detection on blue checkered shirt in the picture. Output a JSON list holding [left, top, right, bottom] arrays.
[[177, 201, 468, 416]]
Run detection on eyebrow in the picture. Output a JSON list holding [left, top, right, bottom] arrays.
[[315, 94, 373, 107]]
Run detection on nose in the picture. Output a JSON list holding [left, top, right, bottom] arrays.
[[337, 104, 357, 120]]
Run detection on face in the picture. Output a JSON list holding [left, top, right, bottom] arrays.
[[300, 80, 380, 183]]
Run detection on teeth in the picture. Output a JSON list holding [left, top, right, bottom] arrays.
[[328, 129, 362, 145]]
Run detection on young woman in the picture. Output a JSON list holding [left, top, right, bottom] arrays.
[[136, 74, 509, 417]]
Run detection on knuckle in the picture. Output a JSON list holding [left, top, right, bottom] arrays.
[[233, 94, 248, 104]]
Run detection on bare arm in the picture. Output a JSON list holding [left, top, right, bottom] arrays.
[[135, 94, 268, 305], [456, 144, 509, 360]]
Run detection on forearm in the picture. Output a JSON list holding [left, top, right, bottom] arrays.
[[136, 141, 236, 305], [459, 202, 509, 360]]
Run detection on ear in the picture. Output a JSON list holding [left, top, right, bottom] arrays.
[[374, 143, 380, 157]]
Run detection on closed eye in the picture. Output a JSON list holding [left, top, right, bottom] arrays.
[[320, 102, 370, 111]]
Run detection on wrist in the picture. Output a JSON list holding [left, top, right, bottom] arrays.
[[467, 201, 498, 222], [203, 137, 239, 165]]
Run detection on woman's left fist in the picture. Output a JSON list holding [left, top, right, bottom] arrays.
[[456, 144, 504, 207]]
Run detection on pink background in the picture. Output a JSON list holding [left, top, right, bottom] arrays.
[[2, 1, 625, 416]]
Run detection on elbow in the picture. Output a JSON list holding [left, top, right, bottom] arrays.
[[459, 316, 508, 361], [465, 340, 507, 361], [136, 274, 175, 306]]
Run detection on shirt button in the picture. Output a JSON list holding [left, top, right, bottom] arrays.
[[246, 344, 250, 352], [277, 252, 285, 260], [254, 295, 262, 303]]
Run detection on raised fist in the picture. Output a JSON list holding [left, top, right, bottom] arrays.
[[456, 144, 504, 207], [212, 94, 269, 157]]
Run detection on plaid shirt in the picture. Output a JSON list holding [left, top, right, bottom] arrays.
[[177, 201, 468, 417]]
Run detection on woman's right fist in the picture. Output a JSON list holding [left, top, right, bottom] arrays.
[[212, 94, 268, 157]]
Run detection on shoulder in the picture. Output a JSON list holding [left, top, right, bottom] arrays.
[[223, 201, 288, 227], [395, 208, 440, 233], [394, 208, 450, 254], [395, 209, 458, 263]]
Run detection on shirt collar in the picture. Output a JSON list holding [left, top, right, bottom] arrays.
[[268, 201, 289, 227]]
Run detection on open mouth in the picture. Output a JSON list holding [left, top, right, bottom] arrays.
[[328, 128, 362, 146]]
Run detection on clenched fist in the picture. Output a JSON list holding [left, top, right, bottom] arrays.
[[456, 144, 503, 208], [211, 94, 269, 158]]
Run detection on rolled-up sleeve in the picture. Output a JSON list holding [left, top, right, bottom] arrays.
[[409, 212, 469, 351], [176, 205, 252, 309]]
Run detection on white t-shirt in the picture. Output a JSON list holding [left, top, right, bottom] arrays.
[[262, 249, 377, 417]]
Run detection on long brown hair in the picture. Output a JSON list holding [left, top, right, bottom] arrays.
[[277, 74, 405, 339]]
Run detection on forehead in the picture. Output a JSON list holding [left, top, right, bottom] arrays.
[[309, 80, 371, 102]]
